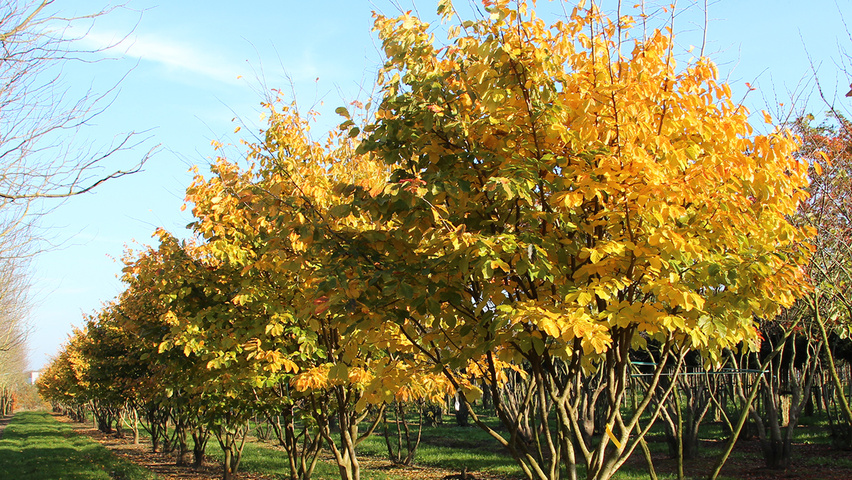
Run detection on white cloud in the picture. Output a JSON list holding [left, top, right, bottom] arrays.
[[75, 28, 247, 86]]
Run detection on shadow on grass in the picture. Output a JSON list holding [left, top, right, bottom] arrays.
[[0, 411, 156, 480], [355, 425, 522, 477]]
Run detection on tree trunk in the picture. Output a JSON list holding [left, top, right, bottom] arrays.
[[761, 439, 790, 470], [222, 448, 234, 480], [193, 427, 209, 469], [214, 418, 248, 480]]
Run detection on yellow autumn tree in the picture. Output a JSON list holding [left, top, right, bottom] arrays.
[[37, 328, 91, 422], [183, 99, 454, 480], [325, 2, 816, 479]]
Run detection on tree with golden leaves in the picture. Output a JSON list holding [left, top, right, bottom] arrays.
[[183, 98, 454, 480], [328, 2, 815, 479]]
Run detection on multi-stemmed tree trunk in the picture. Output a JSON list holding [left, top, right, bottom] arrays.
[[316, 388, 384, 480], [143, 405, 171, 454], [728, 320, 822, 470], [649, 365, 714, 480], [92, 401, 117, 434], [120, 406, 140, 445], [809, 293, 852, 447], [212, 411, 249, 480], [575, 368, 607, 449], [191, 424, 210, 469], [173, 410, 191, 466], [382, 400, 424, 466], [429, 326, 687, 480], [266, 399, 324, 480]]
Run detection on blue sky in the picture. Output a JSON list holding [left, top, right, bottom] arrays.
[[26, 0, 852, 370]]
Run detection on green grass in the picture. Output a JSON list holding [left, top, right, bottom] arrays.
[[204, 439, 341, 479], [0, 411, 157, 480], [203, 433, 408, 480], [357, 423, 522, 476]]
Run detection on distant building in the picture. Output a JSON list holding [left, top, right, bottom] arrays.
[[26, 371, 40, 385]]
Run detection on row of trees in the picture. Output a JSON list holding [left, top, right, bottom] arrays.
[[37, 2, 851, 480]]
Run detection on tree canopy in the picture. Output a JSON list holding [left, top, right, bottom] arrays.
[[39, 2, 816, 480]]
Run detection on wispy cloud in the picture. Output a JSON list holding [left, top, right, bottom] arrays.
[[75, 28, 248, 86]]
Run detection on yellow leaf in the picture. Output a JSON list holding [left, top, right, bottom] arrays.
[[590, 335, 610, 354], [539, 318, 561, 337], [243, 338, 260, 351], [460, 383, 483, 402], [490, 259, 510, 272], [605, 423, 622, 449], [589, 248, 603, 264]]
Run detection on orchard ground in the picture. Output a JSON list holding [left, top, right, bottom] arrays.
[[3, 409, 850, 480]]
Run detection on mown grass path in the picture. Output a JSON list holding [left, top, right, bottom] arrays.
[[0, 411, 156, 480]]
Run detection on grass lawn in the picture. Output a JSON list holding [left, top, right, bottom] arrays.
[[0, 411, 157, 480]]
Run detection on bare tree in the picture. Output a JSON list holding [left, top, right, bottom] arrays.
[[0, 230, 33, 415], [1, 1, 152, 203], [0, 0, 154, 402], [0, 248, 31, 353]]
